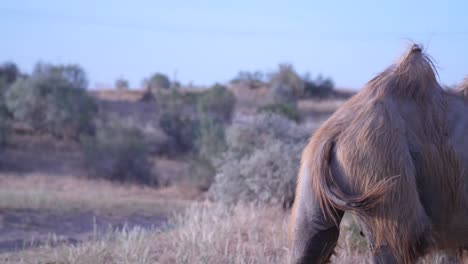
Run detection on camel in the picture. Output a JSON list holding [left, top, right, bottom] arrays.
[[290, 45, 467, 263]]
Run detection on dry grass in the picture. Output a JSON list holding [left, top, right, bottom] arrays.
[[2, 225, 160, 264], [1, 203, 372, 264], [90, 90, 145, 102], [297, 98, 345, 115], [1, 200, 462, 264], [155, 204, 291, 264], [0, 174, 198, 214]]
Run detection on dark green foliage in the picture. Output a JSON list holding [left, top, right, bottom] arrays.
[[159, 111, 199, 154], [81, 125, 155, 185], [303, 73, 334, 98], [196, 107, 227, 160], [33, 63, 88, 90], [158, 90, 199, 154], [115, 78, 129, 90], [0, 62, 20, 85], [230, 70, 264, 88], [5, 63, 96, 139], [0, 62, 23, 145], [259, 102, 301, 122], [148, 73, 171, 91], [197, 84, 236, 122], [0, 62, 20, 120], [157, 85, 235, 156]]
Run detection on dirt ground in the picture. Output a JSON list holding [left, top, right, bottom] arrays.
[[0, 208, 166, 253], [0, 137, 196, 254]]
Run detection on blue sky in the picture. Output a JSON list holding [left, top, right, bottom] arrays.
[[1, 0, 467, 89]]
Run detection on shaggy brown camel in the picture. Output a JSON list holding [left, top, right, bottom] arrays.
[[290, 45, 467, 264]]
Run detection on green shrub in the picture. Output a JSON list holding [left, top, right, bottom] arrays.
[[157, 90, 196, 155], [0, 99, 9, 145], [209, 113, 310, 207], [157, 86, 234, 156], [197, 84, 236, 122], [230, 70, 264, 88], [303, 73, 334, 98], [269, 64, 304, 103], [115, 78, 129, 90], [0, 62, 20, 85], [211, 141, 302, 206], [0, 62, 22, 145], [159, 112, 199, 155], [5, 64, 96, 139], [33, 62, 88, 90], [81, 125, 155, 185], [0, 62, 22, 115], [147, 73, 171, 91], [196, 108, 227, 161], [259, 102, 301, 122], [187, 157, 217, 191]]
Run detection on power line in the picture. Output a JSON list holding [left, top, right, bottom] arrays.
[[2, 7, 468, 38]]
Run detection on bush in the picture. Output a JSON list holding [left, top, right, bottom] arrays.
[[223, 113, 308, 158], [211, 141, 302, 206], [157, 90, 199, 155], [5, 64, 96, 139], [158, 86, 234, 156], [0, 62, 22, 145], [159, 113, 199, 155], [196, 109, 227, 161], [81, 125, 155, 185], [33, 62, 88, 90], [115, 78, 129, 90], [230, 70, 265, 88], [147, 73, 171, 91], [269, 64, 304, 103], [209, 113, 310, 207], [259, 102, 301, 122], [186, 157, 217, 191], [197, 84, 236, 122], [303, 73, 334, 98], [0, 62, 20, 85]]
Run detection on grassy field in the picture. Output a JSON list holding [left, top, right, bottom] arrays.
[[0, 91, 463, 264], [0, 195, 370, 264]]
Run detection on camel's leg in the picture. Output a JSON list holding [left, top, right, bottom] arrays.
[[290, 166, 344, 264]]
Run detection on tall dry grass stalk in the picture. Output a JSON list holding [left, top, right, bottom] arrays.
[[155, 203, 290, 264]]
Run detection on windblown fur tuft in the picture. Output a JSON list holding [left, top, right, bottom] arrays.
[[365, 44, 442, 100]]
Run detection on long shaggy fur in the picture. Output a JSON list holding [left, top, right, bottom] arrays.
[[292, 44, 466, 263]]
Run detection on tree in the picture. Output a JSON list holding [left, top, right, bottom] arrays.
[[269, 64, 305, 103], [0, 62, 20, 85], [115, 78, 130, 90], [5, 62, 96, 139], [148, 72, 171, 91], [33, 62, 88, 90], [230, 70, 264, 88], [303, 73, 334, 98]]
